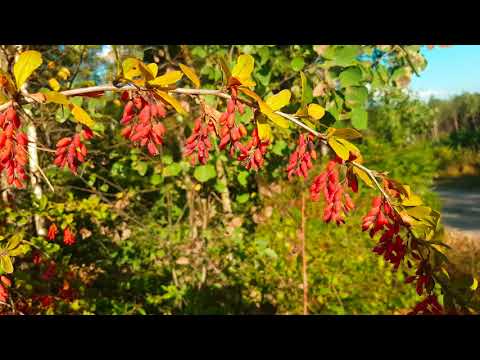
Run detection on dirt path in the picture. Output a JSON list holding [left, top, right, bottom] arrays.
[[436, 187, 480, 240]]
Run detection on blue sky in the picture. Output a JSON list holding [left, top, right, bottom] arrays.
[[410, 45, 480, 100]]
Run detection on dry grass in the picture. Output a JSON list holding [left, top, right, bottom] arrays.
[[443, 228, 480, 276]]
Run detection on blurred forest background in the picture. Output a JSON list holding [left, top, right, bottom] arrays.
[[1, 45, 479, 315]]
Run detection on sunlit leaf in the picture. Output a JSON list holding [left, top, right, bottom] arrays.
[[14, 50, 43, 90], [70, 104, 95, 128], [48, 78, 61, 91], [147, 63, 158, 78], [330, 128, 362, 140], [57, 67, 71, 81], [239, 87, 261, 102], [179, 64, 201, 88], [154, 90, 187, 115], [307, 103, 325, 120], [44, 91, 70, 106], [149, 71, 183, 87], [327, 136, 349, 160], [265, 89, 291, 111], [231, 54, 256, 87], [122, 58, 142, 80], [0, 254, 13, 274], [257, 117, 272, 141], [258, 99, 289, 128], [353, 167, 374, 188]]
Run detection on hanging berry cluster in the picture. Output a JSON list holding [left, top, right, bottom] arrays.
[[237, 127, 269, 171], [362, 196, 406, 270], [54, 131, 89, 174], [120, 93, 167, 156], [0, 106, 29, 188], [218, 98, 248, 157], [286, 133, 317, 180], [184, 117, 216, 165], [310, 157, 355, 225]]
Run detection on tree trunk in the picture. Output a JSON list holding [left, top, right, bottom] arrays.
[[16, 45, 47, 236], [26, 117, 47, 236]]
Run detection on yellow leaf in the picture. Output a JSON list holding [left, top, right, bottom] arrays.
[[257, 117, 272, 141], [231, 54, 256, 87], [48, 78, 61, 91], [137, 61, 157, 81], [232, 54, 254, 81], [179, 63, 201, 88], [327, 136, 349, 160], [155, 90, 187, 115], [471, 278, 478, 291], [0, 255, 13, 274], [330, 128, 362, 140], [239, 87, 262, 102], [70, 104, 94, 128], [122, 58, 142, 80], [307, 103, 325, 120], [149, 71, 183, 87], [13, 50, 43, 90], [258, 99, 289, 129], [265, 89, 291, 111], [147, 63, 158, 78], [57, 67, 71, 81], [353, 167, 374, 188], [402, 194, 423, 207], [45, 91, 70, 105], [336, 138, 361, 158]]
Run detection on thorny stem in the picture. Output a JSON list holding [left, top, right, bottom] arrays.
[[1, 83, 393, 204]]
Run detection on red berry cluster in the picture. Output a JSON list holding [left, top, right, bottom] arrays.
[[0, 106, 29, 188], [310, 158, 355, 225], [286, 133, 317, 180], [54, 132, 88, 174], [362, 197, 406, 270], [184, 117, 216, 165], [408, 294, 443, 315], [237, 127, 269, 171], [63, 227, 76, 246], [32, 295, 55, 308], [218, 98, 248, 157], [47, 223, 58, 241], [0, 276, 11, 303], [121, 94, 167, 156]]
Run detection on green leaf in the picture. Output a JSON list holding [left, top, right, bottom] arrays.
[[214, 181, 227, 193], [339, 66, 362, 88], [272, 139, 287, 156], [351, 108, 368, 129], [236, 193, 250, 204], [133, 161, 148, 176], [193, 164, 216, 183], [163, 163, 182, 177], [345, 86, 368, 108], [333, 46, 360, 67], [150, 174, 163, 185], [237, 171, 250, 187], [291, 57, 305, 71]]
